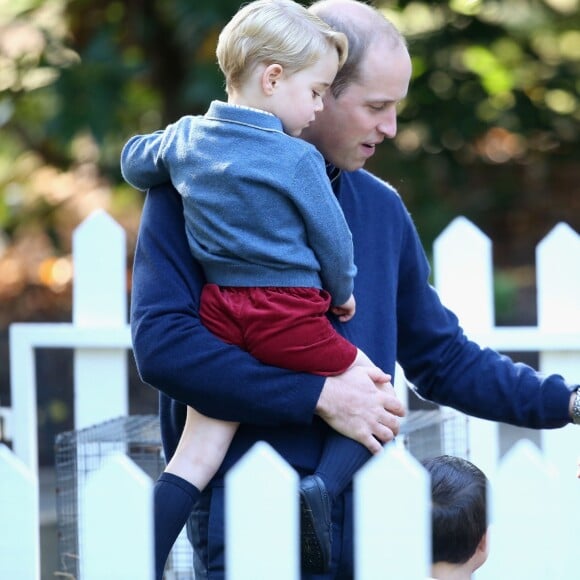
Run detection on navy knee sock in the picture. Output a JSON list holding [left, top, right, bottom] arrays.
[[314, 433, 372, 500], [154, 472, 200, 580]]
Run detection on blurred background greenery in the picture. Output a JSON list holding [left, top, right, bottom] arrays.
[[1, 0, 579, 463]]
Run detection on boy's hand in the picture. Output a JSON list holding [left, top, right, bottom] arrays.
[[331, 294, 356, 322]]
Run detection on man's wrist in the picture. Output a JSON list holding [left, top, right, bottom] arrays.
[[315, 377, 333, 418]]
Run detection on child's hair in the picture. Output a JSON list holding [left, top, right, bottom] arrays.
[[216, 0, 348, 92], [422, 455, 488, 565]]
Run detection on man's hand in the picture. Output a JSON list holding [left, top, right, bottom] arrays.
[[315, 365, 406, 455]]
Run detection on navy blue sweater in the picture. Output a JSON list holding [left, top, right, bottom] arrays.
[[131, 168, 574, 476]]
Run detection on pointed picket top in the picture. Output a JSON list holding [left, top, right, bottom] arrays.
[[73, 209, 127, 327], [81, 452, 154, 580], [433, 216, 494, 333], [354, 443, 430, 579], [495, 439, 558, 509], [226, 441, 299, 580], [0, 445, 39, 580], [480, 440, 559, 580], [536, 222, 580, 329]]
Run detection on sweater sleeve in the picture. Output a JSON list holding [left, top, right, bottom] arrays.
[[130, 183, 325, 425], [120, 130, 171, 191], [291, 152, 356, 306]]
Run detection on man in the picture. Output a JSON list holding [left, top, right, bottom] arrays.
[[130, 1, 579, 578]]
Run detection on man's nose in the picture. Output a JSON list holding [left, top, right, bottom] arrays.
[[377, 110, 397, 139]]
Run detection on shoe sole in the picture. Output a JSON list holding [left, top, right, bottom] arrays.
[[300, 491, 328, 573]]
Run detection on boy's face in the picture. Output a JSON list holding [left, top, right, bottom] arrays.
[[302, 39, 412, 171], [270, 50, 340, 137]]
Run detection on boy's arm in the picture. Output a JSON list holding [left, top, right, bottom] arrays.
[[120, 130, 171, 191], [292, 152, 356, 307], [330, 294, 356, 322]]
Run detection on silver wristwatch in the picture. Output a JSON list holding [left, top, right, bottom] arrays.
[[572, 388, 580, 425]]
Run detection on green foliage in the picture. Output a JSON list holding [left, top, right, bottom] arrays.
[[0, 0, 579, 252], [387, 0, 580, 159], [0, 0, 242, 180], [368, 0, 580, 250]]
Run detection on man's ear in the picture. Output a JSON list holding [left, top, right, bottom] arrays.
[[261, 63, 284, 95]]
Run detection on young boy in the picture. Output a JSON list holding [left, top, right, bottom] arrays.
[[121, 0, 393, 577], [422, 455, 490, 580]]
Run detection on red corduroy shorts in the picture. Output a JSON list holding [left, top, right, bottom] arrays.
[[199, 284, 357, 376]]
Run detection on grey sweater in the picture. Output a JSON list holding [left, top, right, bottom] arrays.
[[121, 100, 356, 306]]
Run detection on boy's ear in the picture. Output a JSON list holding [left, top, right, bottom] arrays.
[[261, 63, 284, 95], [478, 530, 488, 555], [475, 528, 490, 565]]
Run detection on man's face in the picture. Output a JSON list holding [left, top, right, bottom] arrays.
[[301, 39, 412, 171]]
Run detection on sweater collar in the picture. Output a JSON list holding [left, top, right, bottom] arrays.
[[205, 100, 283, 132]]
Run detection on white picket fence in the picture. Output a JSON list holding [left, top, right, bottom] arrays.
[[1, 210, 579, 578], [3, 437, 578, 579]]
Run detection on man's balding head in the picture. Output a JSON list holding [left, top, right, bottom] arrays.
[[309, 0, 405, 96]]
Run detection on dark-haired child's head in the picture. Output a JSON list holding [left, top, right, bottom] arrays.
[[422, 455, 489, 576]]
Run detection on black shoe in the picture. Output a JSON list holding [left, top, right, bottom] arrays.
[[299, 474, 332, 573]]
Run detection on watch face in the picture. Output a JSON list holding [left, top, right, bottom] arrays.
[[574, 391, 580, 424]]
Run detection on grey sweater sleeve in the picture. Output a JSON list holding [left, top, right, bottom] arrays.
[[290, 151, 356, 306], [120, 129, 171, 191]]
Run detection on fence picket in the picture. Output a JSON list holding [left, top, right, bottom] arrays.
[[536, 222, 580, 330], [355, 444, 430, 579], [225, 441, 300, 580], [433, 217, 499, 477], [537, 223, 580, 479], [72, 209, 127, 327], [477, 440, 561, 580], [0, 444, 40, 579], [73, 209, 128, 430], [81, 452, 154, 580], [433, 216, 494, 331]]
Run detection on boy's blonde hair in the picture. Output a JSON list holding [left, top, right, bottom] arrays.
[[216, 0, 348, 92]]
